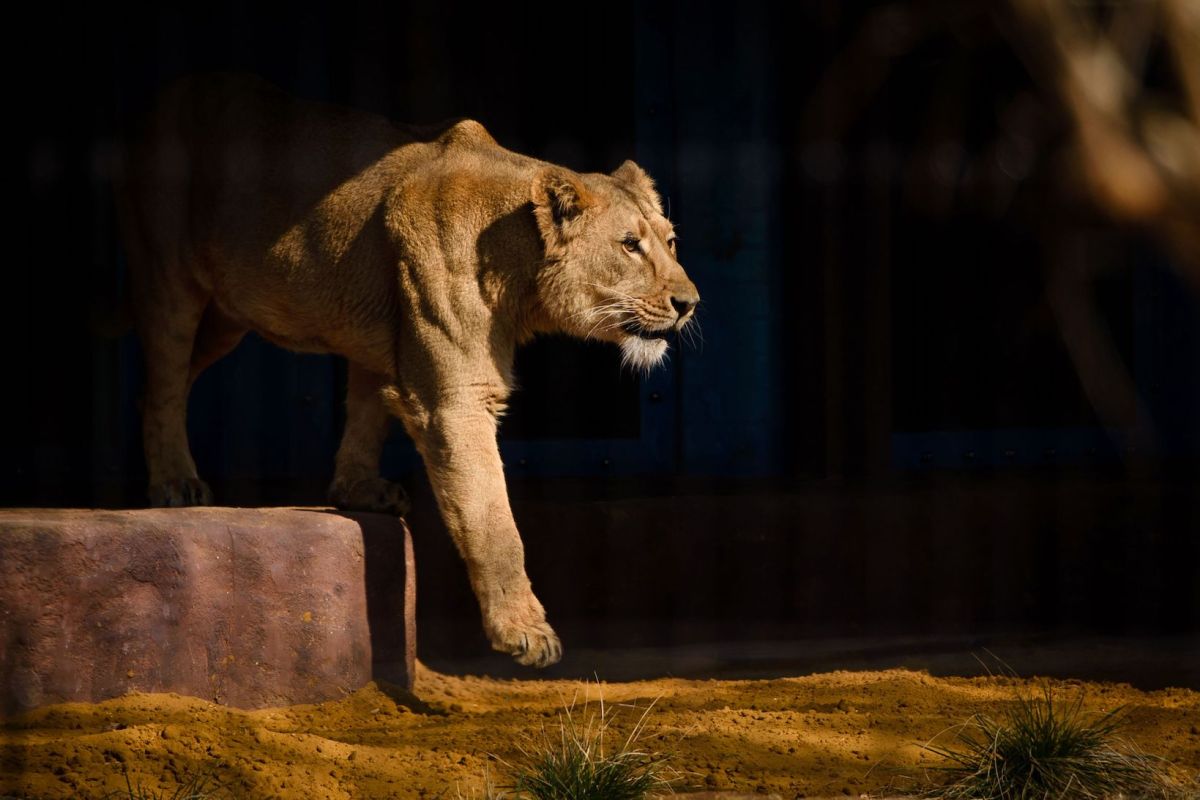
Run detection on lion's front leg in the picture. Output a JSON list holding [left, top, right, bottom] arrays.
[[329, 363, 411, 516], [398, 394, 561, 667]]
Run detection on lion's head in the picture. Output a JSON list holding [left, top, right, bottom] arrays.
[[531, 160, 700, 371]]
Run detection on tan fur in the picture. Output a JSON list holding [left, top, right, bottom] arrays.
[[116, 73, 699, 667]]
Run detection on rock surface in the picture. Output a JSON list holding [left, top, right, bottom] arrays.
[[0, 507, 414, 713]]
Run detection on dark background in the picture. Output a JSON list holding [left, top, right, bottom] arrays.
[[5, 1, 1198, 667]]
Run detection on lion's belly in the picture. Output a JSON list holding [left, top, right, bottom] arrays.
[[189, 169, 404, 378], [205, 256, 400, 379]]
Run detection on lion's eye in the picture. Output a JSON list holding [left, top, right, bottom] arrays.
[[667, 236, 678, 252], [621, 236, 641, 254]]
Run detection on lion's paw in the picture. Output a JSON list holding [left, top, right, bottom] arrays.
[[485, 594, 563, 668], [148, 478, 213, 508], [329, 477, 411, 517]]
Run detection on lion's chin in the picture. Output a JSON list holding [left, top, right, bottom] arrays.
[[619, 335, 669, 373]]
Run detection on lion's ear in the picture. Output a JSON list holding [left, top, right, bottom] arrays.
[[532, 167, 594, 242], [612, 160, 663, 215]]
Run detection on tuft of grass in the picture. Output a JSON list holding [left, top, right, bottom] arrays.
[[453, 766, 506, 800], [104, 764, 226, 800], [921, 684, 1186, 800], [498, 688, 677, 800]]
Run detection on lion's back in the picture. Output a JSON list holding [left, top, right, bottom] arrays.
[[116, 73, 539, 374], [119, 73, 514, 248]]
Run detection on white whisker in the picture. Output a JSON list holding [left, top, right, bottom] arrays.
[[587, 282, 640, 303], [568, 298, 627, 322], [584, 310, 632, 340]]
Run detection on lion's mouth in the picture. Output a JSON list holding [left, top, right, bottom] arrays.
[[622, 320, 670, 341]]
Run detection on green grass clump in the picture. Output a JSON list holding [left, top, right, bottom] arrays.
[[922, 685, 1186, 800], [500, 690, 675, 800], [104, 765, 225, 800]]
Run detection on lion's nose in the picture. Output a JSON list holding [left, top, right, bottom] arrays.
[[670, 295, 698, 318]]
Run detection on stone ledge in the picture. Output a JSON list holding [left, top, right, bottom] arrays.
[[0, 507, 414, 713]]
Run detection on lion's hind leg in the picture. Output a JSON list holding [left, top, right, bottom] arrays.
[[329, 363, 411, 516], [188, 303, 248, 387], [133, 281, 214, 508]]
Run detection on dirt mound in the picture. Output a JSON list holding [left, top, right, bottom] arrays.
[[2, 664, 1197, 798]]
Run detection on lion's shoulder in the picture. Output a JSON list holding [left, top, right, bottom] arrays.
[[437, 119, 497, 149], [398, 118, 498, 152]]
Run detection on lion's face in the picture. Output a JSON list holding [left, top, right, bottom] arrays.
[[532, 160, 700, 371]]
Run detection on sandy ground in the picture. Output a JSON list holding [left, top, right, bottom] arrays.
[[1, 663, 1198, 799]]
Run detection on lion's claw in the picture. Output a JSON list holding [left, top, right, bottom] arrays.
[[508, 621, 563, 668], [486, 594, 562, 668], [329, 477, 411, 517], [148, 478, 213, 508]]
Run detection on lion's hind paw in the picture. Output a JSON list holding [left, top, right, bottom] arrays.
[[148, 478, 214, 508], [329, 477, 411, 517]]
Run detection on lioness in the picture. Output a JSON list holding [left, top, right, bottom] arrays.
[[116, 73, 699, 667]]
